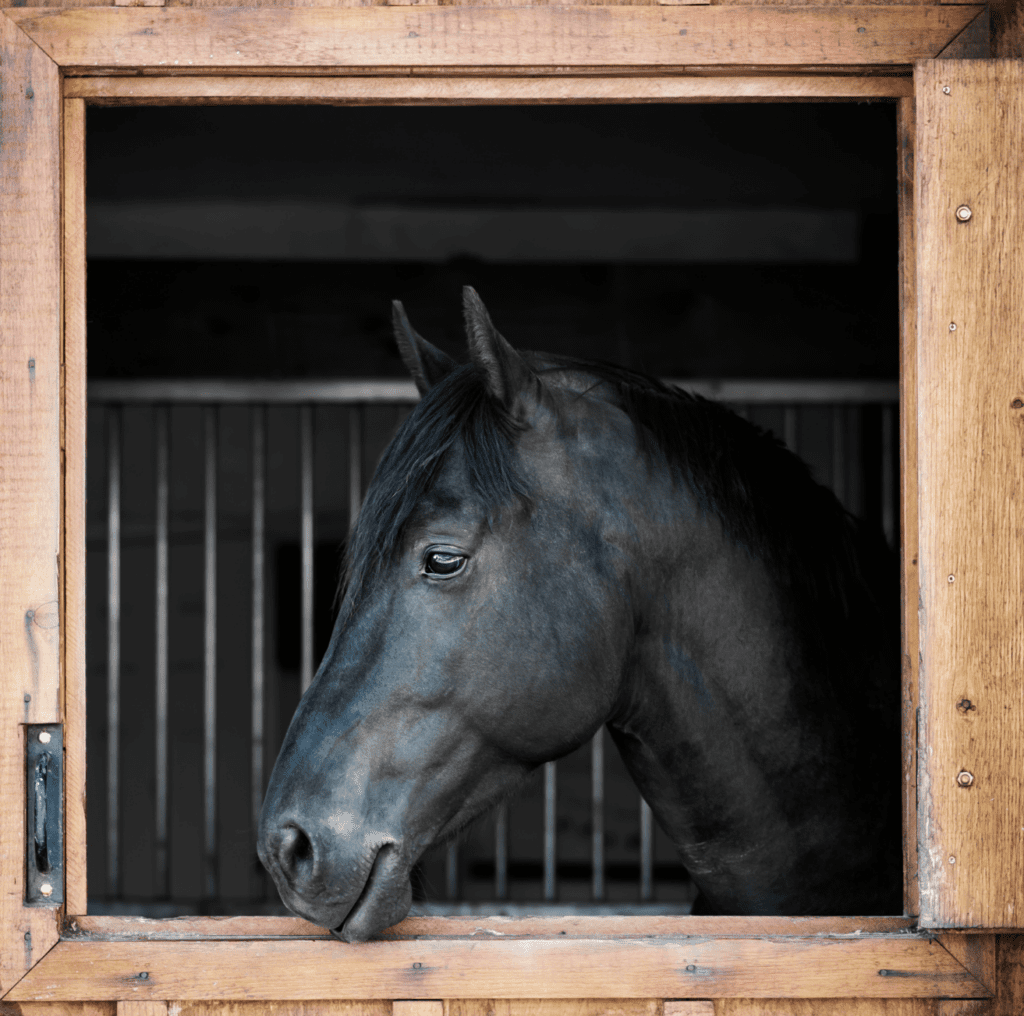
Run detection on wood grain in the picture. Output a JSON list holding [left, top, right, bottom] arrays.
[[716, 1004, 939, 1015], [935, 1001, 992, 1016], [7, 5, 981, 70], [664, 1004, 712, 1016], [898, 91, 919, 922], [447, 1001, 661, 1016], [62, 93, 88, 922], [914, 60, 1024, 930], [4, 936, 989, 1001], [68, 915, 917, 940], [937, 934, 997, 995], [0, 0, 966, 7], [169, 1005, 390, 1016], [61, 73, 913, 104], [395, 1003, 443, 1016], [0, 1006, 116, 1016], [0, 7, 64, 994], [118, 1005, 169, 1016], [994, 935, 1024, 1016]]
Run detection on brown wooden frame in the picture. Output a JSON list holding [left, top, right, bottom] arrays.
[[2, 4, 1022, 1010]]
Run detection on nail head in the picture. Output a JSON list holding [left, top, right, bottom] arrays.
[[949, 322, 957, 331], [38, 731, 51, 744], [942, 85, 951, 94], [948, 574, 955, 583], [956, 204, 972, 222]]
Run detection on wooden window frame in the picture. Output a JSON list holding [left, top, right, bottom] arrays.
[[0, 5, 1015, 1006]]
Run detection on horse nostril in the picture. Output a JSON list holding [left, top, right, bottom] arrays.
[[277, 823, 315, 882]]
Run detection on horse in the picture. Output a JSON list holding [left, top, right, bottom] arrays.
[[257, 287, 902, 941]]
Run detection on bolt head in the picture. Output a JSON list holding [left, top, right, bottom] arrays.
[[943, 85, 951, 94], [957, 770, 975, 787], [38, 731, 51, 744], [956, 204, 972, 222], [39, 882, 53, 897]]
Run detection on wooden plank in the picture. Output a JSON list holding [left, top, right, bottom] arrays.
[[935, 1002, 992, 1016], [0, 0, 963, 7], [0, 1006, 116, 1016], [898, 92, 920, 922], [664, 1005, 712, 1016], [62, 73, 914, 103], [68, 915, 918, 940], [994, 935, 1024, 1016], [5, 936, 989, 1001], [395, 1003, 443, 1016], [0, 8, 64, 995], [990, 0, 1024, 57], [937, 935, 997, 995], [118, 1005, 168, 1016], [447, 1002, 661, 1016], [169, 1007, 390, 1016], [717, 1004, 939, 1016], [915, 59, 1024, 930], [62, 93, 88, 922], [7, 6, 981, 70]]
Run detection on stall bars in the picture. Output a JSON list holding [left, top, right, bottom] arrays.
[[88, 377, 898, 914]]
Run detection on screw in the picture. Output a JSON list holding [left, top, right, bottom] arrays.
[[957, 770, 975, 787], [949, 322, 957, 331], [40, 882, 53, 897], [956, 204, 972, 222], [948, 574, 955, 583], [38, 731, 51, 744], [943, 85, 951, 94], [949, 855, 956, 864]]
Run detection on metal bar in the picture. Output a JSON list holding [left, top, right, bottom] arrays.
[[154, 405, 170, 899], [251, 406, 266, 873], [203, 406, 218, 902], [88, 377, 900, 407], [543, 760, 557, 901], [592, 729, 605, 901], [494, 803, 508, 901], [348, 405, 362, 534], [831, 404, 847, 507], [881, 404, 896, 548], [106, 406, 122, 899], [783, 405, 798, 452], [300, 405, 315, 695], [640, 797, 654, 902], [445, 842, 459, 901]]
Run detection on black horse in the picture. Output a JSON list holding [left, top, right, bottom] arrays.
[[258, 288, 902, 941]]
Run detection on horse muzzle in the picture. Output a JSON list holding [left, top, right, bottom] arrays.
[[258, 818, 413, 941]]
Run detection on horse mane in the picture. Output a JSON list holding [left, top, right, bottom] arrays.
[[340, 354, 899, 715]]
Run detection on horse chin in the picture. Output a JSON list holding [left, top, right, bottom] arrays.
[[331, 843, 414, 943]]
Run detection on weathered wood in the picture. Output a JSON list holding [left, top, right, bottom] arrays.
[[0, 0, 964, 6], [717, 1004, 939, 1016], [62, 73, 913, 104], [0, 8, 64, 994], [935, 1001, 992, 1016], [4, 936, 989, 1001], [0, 1005, 116, 1016], [62, 93, 88, 922], [67, 915, 917, 940], [938, 935, 997, 995], [169, 1007, 389, 1016], [6, 6, 981, 70], [898, 91, 919, 923], [989, 0, 1024, 57], [664, 1004, 712, 1016], [994, 935, 1024, 1016], [915, 60, 1024, 930], [395, 1003, 443, 1016], [447, 1001, 662, 1016], [117, 1004, 169, 1016]]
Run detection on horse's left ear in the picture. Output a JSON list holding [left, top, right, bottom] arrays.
[[463, 286, 533, 409]]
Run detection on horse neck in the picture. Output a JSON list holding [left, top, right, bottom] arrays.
[[606, 481, 896, 912]]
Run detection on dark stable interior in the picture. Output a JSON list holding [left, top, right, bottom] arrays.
[[85, 102, 898, 914]]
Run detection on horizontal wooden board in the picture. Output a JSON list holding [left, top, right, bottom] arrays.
[[915, 60, 1024, 929], [8, 5, 980, 69], [69, 915, 917, 940], [6, 935, 988, 1000], [63, 72, 913, 102]]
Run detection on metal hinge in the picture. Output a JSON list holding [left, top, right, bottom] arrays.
[[25, 724, 63, 906]]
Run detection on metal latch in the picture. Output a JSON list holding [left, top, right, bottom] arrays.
[[25, 724, 63, 906]]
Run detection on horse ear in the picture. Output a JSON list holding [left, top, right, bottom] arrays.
[[392, 300, 457, 395], [462, 286, 532, 408]]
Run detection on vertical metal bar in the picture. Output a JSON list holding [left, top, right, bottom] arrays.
[[831, 404, 847, 507], [494, 803, 508, 900], [591, 729, 605, 901], [639, 797, 654, 902], [881, 404, 896, 549], [348, 405, 362, 534], [543, 760, 557, 901], [203, 406, 218, 902], [106, 406, 122, 899], [154, 406, 170, 899], [300, 406, 314, 695], [251, 406, 266, 870], [783, 405, 798, 452], [445, 842, 459, 901]]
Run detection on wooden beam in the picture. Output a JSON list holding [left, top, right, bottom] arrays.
[[8, 5, 981, 71], [0, 8, 64, 994], [62, 72, 914, 103], [915, 59, 1024, 930], [5, 934, 990, 1001]]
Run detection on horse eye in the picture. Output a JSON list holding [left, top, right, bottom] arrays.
[[423, 551, 466, 577]]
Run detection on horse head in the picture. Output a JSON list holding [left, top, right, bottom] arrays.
[[258, 289, 645, 940]]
